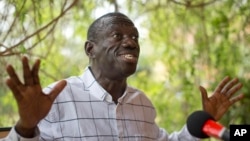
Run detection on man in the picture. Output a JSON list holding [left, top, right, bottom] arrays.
[[2, 12, 244, 141]]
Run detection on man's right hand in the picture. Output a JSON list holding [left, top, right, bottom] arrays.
[[5, 56, 66, 137]]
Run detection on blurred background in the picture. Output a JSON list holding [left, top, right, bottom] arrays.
[[0, 0, 250, 140]]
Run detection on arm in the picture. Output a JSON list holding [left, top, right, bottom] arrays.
[[156, 125, 200, 141], [165, 76, 244, 140], [165, 76, 243, 141], [4, 56, 66, 139]]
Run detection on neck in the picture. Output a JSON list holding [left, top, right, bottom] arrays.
[[89, 67, 127, 104], [100, 79, 127, 104]]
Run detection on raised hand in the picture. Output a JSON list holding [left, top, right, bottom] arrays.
[[199, 76, 244, 121], [5, 56, 66, 137]]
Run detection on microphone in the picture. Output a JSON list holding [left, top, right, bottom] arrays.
[[186, 110, 230, 141]]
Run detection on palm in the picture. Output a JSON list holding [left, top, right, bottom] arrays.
[[6, 56, 66, 129], [199, 76, 244, 121], [16, 84, 55, 128]]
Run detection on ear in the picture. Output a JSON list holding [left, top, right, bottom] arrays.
[[84, 40, 95, 58]]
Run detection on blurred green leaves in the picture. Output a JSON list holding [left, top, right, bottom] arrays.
[[0, 1, 249, 140]]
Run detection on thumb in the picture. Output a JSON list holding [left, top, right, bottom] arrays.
[[199, 85, 208, 102], [48, 80, 67, 101]]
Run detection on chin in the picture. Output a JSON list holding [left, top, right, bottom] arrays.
[[122, 66, 137, 77]]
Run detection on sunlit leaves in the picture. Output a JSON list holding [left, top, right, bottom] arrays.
[[0, 1, 249, 136]]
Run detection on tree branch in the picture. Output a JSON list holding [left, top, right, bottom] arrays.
[[169, 0, 220, 8], [0, 0, 78, 56]]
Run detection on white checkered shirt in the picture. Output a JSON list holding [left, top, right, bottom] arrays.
[[3, 67, 199, 141]]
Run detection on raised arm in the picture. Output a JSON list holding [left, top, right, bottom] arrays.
[[5, 56, 66, 138]]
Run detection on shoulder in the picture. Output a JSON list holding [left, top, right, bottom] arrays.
[[42, 75, 86, 93], [126, 86, 149, 98], [125, 86, 155, 108]]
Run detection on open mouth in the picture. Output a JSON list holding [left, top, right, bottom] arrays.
[[119, 53, 138, 63]]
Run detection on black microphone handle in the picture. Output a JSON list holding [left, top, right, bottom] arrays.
[[221, 129, 230, 141]]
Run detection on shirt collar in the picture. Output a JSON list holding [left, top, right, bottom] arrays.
[[80, 67, 113, 103]]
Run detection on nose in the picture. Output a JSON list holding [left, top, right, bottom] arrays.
[[121, 36, 139, 49]]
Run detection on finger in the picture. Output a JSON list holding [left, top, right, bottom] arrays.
[[199, 86, 209, 101], [227, 83, 243, 98], [6, 64, 22, 86], [214, 76, 230, 93], [48, 80, 67, 101], [221, 78, 239, 94], [31, 59, 41, 85], [6, 78, 23, 100], [229, 93, 244, 105], [22, 56, 34, 85], [199, 86, 209, 110]]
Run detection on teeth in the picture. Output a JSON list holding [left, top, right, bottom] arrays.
[[124, 54, 134, 59]]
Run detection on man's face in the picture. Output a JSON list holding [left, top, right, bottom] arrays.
[[91, 16, 140, 80]]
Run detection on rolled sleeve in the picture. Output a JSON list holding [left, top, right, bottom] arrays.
[[0, 127, 39, 141], [168, 125, 200, 141]]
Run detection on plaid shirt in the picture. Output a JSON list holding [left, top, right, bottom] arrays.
[[3, 67, 198, 141]]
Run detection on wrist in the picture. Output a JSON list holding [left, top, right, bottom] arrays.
[[15, 120, 37, 138]]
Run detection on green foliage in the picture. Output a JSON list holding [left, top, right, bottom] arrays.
[[1, 1, 250, 141]]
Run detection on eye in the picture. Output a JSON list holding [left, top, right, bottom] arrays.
[[131, 35, 139, 41], [112, 33, 122, 40]]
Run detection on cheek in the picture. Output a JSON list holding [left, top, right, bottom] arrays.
[[94, 39, 121, 63], [100, 42, 119, 57], [97, 46, 117, 64]]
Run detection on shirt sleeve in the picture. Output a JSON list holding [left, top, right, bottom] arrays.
[[0, 126, 39, 141], [158, 125, 200, 141]]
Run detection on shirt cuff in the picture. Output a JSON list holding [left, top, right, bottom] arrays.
[[4, 126, 39, 141]]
